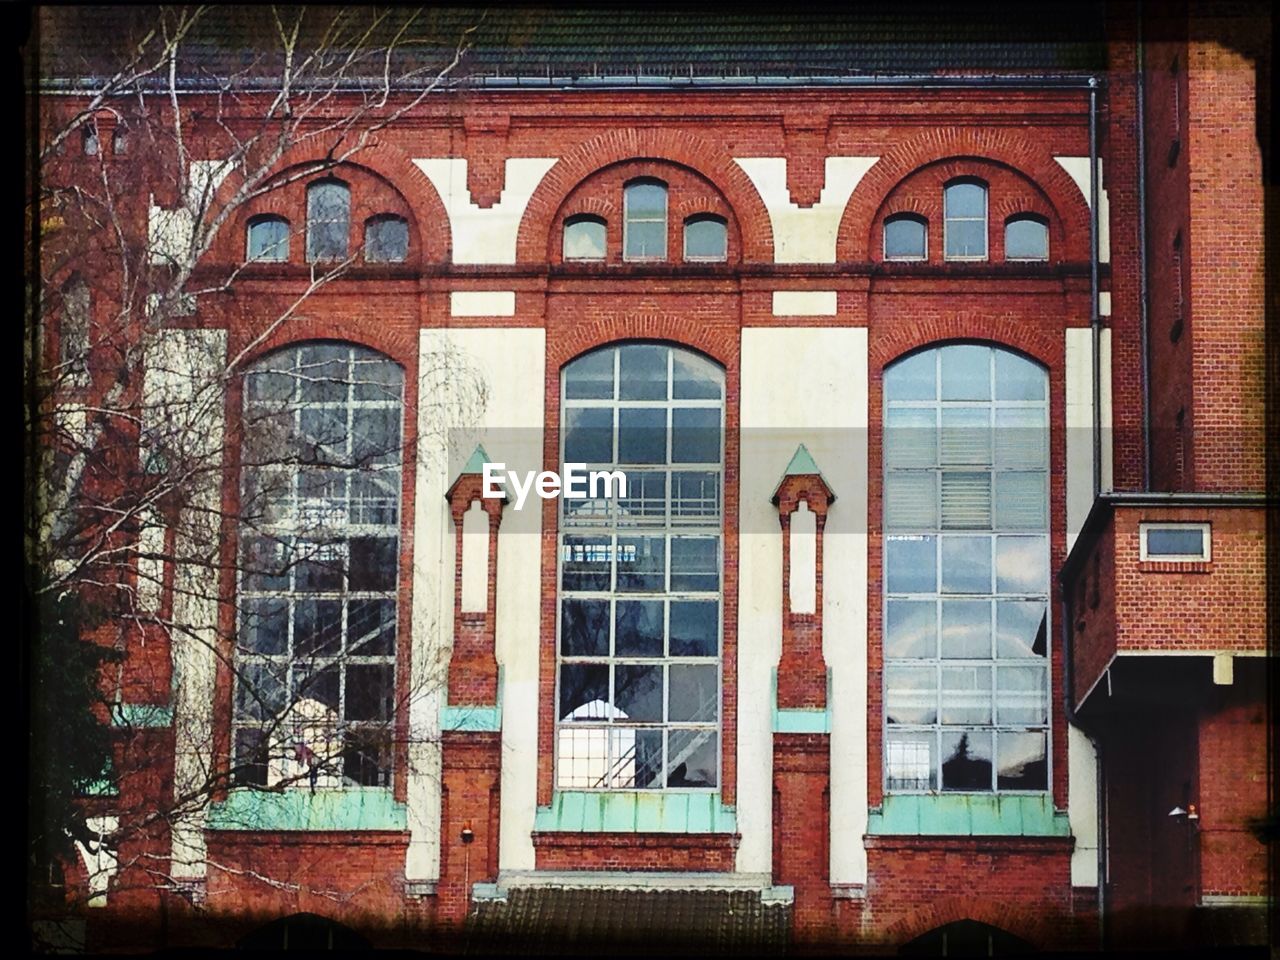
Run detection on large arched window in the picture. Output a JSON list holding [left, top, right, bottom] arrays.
[[883, 344, 1049, 793], [235, 343, 404, 789], [557, 344, 724, 790]]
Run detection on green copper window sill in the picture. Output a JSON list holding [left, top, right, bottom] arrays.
[[207, 788, 407, 832], [441, 704, 502, 732], [866, 794, 1071, 837], [111, 702, 174, 728], [535, 791, 737, 834]]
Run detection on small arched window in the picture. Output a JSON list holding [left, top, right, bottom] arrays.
[[363, 215, 409, 262], [943, 180, 988, 260], [563, 215, 607, 260], [306, 179, 350, 262], [683, 215, 727, 262], [623, 180, 667, 260], [1004, 215, 1050, 261], [884, 214, 928, 261], [82, 125, 99, 157], [247, 215, 290, 262]]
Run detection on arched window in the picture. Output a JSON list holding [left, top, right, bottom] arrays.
[[306, 179, 350, 261], [683, 215, 727, 262], [563, 215, 607, 260], [59, 275, 90, 376], [623, 180, 667, 260], [943, 181, 988, 260], [558, 344, 724, 790], [883, 344, 1049, 793], [363, 215, 409, 262], [247, 215, 290, 262], [235, 343, 404, 789], [884, 214, 928, 261], [1005, 215, 1050, 261]]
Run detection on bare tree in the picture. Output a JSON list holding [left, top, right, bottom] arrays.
[[26, 6, 489, 926]]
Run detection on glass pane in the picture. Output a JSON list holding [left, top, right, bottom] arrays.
[[684, 218, 727, 260], [615, 664, 663, 722], [561, 535, 613, 591], [885, 351, 936, 401], [295, 543, 345, 592], [616, 471, 666, 524], [670, 601, 718, 656], [235, 663, 286, 721], [995, 408, 1047, 468], [940, 407, 991, 465], [626, 182, 667, 217], [352, 407, 400, 465], [997, 731, 1048, 790], [672, 408, 720, 463], [941, 729, 993, 790], [941, 599, 991, 659], [565, 349, 615, 399], [292, 663, 340, 713], [348, 599, 395, 655], [945, 182, 986, 218], [672, 351, 722, 399], [668, 664, 717, 721], [343, 729, 392, 787], [557, 726, 609, 788], [946, 220, 987, 258], [994, 472, 1047, 530], [940, 536, 991, 593], [249, 219, 289, 261], [559, 663, 610, 720], [561, 599, 610, 656], [564, 407, 613, 464], [344, 664, 393, 721], [885, 600, 937, 659], [884, 217, 926, 259], [940, 666, 992, 724], [886, 408, 937, 468], [349, 473, 398, 525], [940, 471, 991, 529], [996, 601, 1048, 658], [295, 469, 345, 528], [1146, 527, 1206, 557], [307, 182, 350, 260], [619, 344, 668, 400], [365, 217, 408, 262], [886, 731, 936, 790], [994, 350, 1046, 400], [1005, 218, 1048, 260], [670, 536, 718, 591], [671, 471, 718, 520], [629, 729, 664, 788], [240, 598, 288, 655], [886, 666, 937, 724], [996, 665, 1048, 724], [995, 536, 1049, 594], [616, 535, 665, 592], [885, 535, 937, 594], [564, 218, 606, 260], [667, 730, 717, 787], [241, 535, 292, 591], [351, 354, 402, 401], [234, 729, 268, 786], [618, 408, 666, 464], [625, 220, 665, 259], [614, 600, 663, 657], [349, 536, 397, 591], [940, 345, 990, 400], [294, 598, 342, 656], [885, 472, 937, 530]]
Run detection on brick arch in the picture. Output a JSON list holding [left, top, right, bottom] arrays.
[[871, 313, 1061, 373], [517, 129, 774, 263], [546, 314, 739, 372], [886, 896, 1051, 948], [232, 323, 418, 375], [841, 129, 1092, 262], [212, 138, 452, 261]]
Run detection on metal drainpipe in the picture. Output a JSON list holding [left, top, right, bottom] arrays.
[[1062, 590, 1107, 950], [1089, 78, 1103, 499], [1136, 9, 1153, 490]]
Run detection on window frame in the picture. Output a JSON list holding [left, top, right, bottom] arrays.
[[362, 214, 410, 263], [305, 178, 352, 263], [555, 343, 725, 793], [622, 179, 669, 262], [1139, 522, 1211, 561], [1003, 215, 1050, 262], [246, 215, 291, 263], [883, 213, 929, 262], [562, 214, 608, 261], [682, 214, 728, 263], [943, 180, 989, 261]]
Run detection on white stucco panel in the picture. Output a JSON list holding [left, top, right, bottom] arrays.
[[413, 158, 558, 264], [734, 157, 878, 263], [147, 159, 233, 266], [1068, 725, 1099, 886], [1065, 328, 1115, 549], [772, 290, 838, 317], [1054, 156, 1111, 263], [450, 290, 517, 317]]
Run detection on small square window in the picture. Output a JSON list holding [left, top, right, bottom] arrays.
[[1140, 522, 1210, 561]]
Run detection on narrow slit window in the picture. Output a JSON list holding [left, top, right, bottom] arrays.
[[944, 181, 988, 260], [623, 180, 667, 261], [306, 179, 350, 262]]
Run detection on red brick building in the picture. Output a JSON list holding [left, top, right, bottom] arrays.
[[27, 4, 1270, 954]]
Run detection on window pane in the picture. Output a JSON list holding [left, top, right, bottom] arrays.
[[667, 730, 717, 787], [307, 181, 350, 261], [995, 408, 1047, 468], [564, 407, 613, 464], [885, 600, 937, 659], [1146, 527, 1206, 557], [886, 732, 936, 790], [294, 599, 342, 656], [618, 408, 666, 464], [940, 407, 991, 465], [670, 536, 718, 592], [886, 666, 937, 724], [672, 408, 720, 463], [235, 663, 287, 721], [564, 217, 606, 260], [565, 349, 615, 399], [626, 182, 667, 218], [348, 599, 396, 655], [940, 536, 991, 593], [240, 599, 288, 655], [670, 601, 718, 656], [946, 220, 987, 258], [940, 345, 990, 400], [996, 666, 1048, 724], [671, 472, 718, 520], [615, 664, 663, 721], [345, 664, 393, 721], [365, 216, 409, 262], [297, 343, 349, 402], [994, 472, 1047, 530], [994, 351, 1047, 400], [619, 344, 668, 400], [940, 666, 992, 724], [941, 600, 991, 659], [945, 182, 986, 218], [625, 221, 666, 259], [349, 536, 397, 591], [562, 599, 611, 656], [884, 217, 926, 259], [885, 473, 938, 530], [941, 730, 993, 790], [668, 664, 717, 721], [559, 664, 610, 720], [885, 351, 936, 401], [617, 535, 665, 592], [996, 601, 1048, 658], [885, 536, 937, 593], [995, 537, 1049, 594], [1005, 218, 1049, 260], [672, 351, 722, 399], [684, 217, 727, 260], [886, 408, 937, 468], [630, 729, 664, 788], [997, 731, 1048, 790], [248, 218, 289, 261], [940, 472, 992, 529], [615, 600, 664, 657], [615, 471, 666, 524]]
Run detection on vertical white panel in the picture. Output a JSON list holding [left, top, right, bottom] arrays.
[[1065, 328, 1114, 549], [460, 501, 490, 613], [1068, 725, 1099, 886], [789, 501, 817, 615]]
